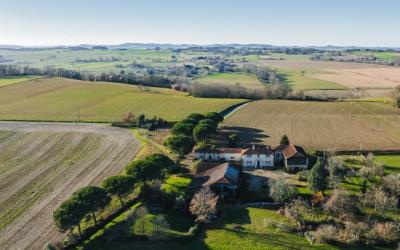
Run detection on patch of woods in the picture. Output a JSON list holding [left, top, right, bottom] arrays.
[[112, 112, 168, 130], [265, 152, 400, 248], [311, 50, 400, 66], [164, 112, 224, 159], [0, 64, 173, 88]]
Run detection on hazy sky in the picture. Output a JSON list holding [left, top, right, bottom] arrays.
[[0, 0, 399, 47]]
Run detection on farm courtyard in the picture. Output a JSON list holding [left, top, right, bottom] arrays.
[[0, 122, 140, 250]]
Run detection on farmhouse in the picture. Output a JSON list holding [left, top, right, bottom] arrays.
[[194, 144, 308, 170], [192, 162, 240, 199], [194, 145, 274, 169], [273, 144, 309, 171]]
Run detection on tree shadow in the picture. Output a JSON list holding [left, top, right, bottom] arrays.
[[216, 126, 270, 146]]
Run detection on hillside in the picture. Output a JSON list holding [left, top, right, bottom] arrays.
[[0, 77, 244, 122]]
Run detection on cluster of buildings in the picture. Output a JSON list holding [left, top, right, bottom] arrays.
[[194, 143, 309, 171]]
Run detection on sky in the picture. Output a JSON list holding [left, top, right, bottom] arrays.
[[0, 0, 399, 47]]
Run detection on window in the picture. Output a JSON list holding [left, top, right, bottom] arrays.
[[247, 155, 250, 158], [257, 154, 260, 158], [247, 161, 252, 164], [230, 156, 235, 160]]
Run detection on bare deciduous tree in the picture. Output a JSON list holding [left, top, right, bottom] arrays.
[[190, 187, 217, 223]]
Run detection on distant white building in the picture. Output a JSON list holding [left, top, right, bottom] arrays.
[[194, 144, 308, 171]]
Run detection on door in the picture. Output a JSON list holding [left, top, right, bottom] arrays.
[[256, 161, 261, 168]]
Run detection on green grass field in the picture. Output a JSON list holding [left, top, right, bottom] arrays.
[[88, 207, 371, 250], [193, 73, 265, 89], [0, 76, 40, 87], [0, 77, 244, 122]]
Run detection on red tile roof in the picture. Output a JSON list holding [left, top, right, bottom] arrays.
[[242, 148, 273, 155], [273, 144, 305, 159]]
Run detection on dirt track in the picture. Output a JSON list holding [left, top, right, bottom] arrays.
[[0, 122, 140, 250]]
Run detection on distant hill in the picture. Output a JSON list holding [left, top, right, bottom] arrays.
[[0, 43, 399, 51]]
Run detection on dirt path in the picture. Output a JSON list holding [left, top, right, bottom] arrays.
[[0, 122, 140, 250]]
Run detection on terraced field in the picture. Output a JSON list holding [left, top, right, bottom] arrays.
[[223, 100, 400, 151], [0, 77, 244, 122], [0, 122, 140, 250]]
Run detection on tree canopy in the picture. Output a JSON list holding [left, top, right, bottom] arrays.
[[102, 175, 135, 206], [204, 112, 224, 124], [280, 134, 290, 145], [187, 113, 206, 123], [126, 160, 162, 181], [164, 135, 194, 159], [308, 158, 327, 192]]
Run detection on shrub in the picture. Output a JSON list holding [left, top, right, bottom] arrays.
[[268, 177, 297, 203], [367, 222, 400, 245], [297, 170, 309, 181], [312, 224, 339, 243], [339, 222, 369, 244], [360, 186, 397, 212], [323, 188, 357, 219]]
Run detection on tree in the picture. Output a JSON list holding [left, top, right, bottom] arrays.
[[326, 153, 344, 188], [187, 113, 205, 123], [125, 160, 162, 181], [323, 188, 356, 219], [193, 124, 215, 147], [280, 135, 290, 145], [72, 186, 110, 227], [145, 154, 176, 173], [102, 175, 135, 207], [358, 153, 384, 193], [198, 119, 216, 128], [171, 122, 195, 136], [180, 117, 198, 126], [123, 112, 134, 124], [308, 158, 327, 192], [228, 133, 240, 147], [164, 135, 194, 159], [268, 177, 297, 203], [204, 112, 224, 124], [132, 206, 149, 235], [189, 187, 217, 223], [53, 198, 86, 237]]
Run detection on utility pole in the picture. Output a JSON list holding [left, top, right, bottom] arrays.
[[77, 107, 80, 122]]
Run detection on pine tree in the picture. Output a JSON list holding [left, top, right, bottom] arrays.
[[308, 158, 327, 192]]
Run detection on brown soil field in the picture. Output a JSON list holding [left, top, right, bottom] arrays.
[[261, 57, 387, 70], [223, 100, 400, 151], [0, 122, 140, 250], [309, 68, 400, 89]]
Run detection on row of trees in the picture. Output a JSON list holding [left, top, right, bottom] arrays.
[[0, 64, 173, 88], [112, 112, 168, 130], [165, 112, 224, 158], [53, 153, 176, 238]]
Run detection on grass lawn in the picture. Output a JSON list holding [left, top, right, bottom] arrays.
[[88, 207, 376, 250], [0, 75, 40, 87], [162, 175, 192, 196], [0, 77, 244, 122], [193, 73, 265, 89], [375, 155, 400, 174], [278, 69, 348, 91]]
